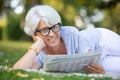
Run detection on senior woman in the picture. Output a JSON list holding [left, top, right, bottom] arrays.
[[13, 5, 120, 74]]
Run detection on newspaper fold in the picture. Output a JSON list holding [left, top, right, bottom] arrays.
[[43, 52, 101, 73]]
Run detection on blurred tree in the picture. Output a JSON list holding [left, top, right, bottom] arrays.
[[0, 0, 11, 15], [43, 0, 120, 33], [0, 0, 4, 14], [100, 0, 120, 34], [7, 13, 24, 40], [42, 0, 102, 28], [0, 0, 120, 41], [0, 0, 43, 40], [0, 0, 12, 40], [24, 0, 42, 14]]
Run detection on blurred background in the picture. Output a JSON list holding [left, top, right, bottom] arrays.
[[0, 0, 120, 67], [0, 0, 120, 41]]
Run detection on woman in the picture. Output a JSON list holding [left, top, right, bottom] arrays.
[[13, 5, 120, 74]]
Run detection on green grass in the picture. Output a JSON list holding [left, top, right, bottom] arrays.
[[0, 40, 32, 67], [0, 40, 113, 80], [0, 69, 112, 80]]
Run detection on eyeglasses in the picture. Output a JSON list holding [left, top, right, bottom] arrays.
[[36, 23, 61, 36]]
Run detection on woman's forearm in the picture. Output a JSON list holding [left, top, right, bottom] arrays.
[[13, 49, 40, 69]]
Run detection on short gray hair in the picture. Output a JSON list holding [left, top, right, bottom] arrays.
[[24, 5, 61, 36]]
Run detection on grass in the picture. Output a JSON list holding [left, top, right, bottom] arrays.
[[0, 40, 32, 67], [0, 40, 113, 80], [0, 69, 112, 80]]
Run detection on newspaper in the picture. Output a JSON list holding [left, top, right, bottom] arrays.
[[43, 52, 101, 73]]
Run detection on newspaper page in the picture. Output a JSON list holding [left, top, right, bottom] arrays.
[[43, 52, 101, 73]]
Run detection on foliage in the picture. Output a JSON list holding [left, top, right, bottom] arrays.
[[43, 0, 102, 26], [100, 1, 120, 34], [0, 0, 120, 41], [42, 0, 120, 33], [6, 13, 24, 40]]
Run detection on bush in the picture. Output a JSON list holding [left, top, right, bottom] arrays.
[[7, 13, 24, 40]]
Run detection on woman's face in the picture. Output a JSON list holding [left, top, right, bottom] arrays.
[[35, 19, 61, 48]]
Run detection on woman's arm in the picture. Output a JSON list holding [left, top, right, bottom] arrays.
[[13, 36, 45, 69], [13, 50, 40, 69]]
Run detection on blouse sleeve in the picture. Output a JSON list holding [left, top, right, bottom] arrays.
[[35, 50, 46, 68]]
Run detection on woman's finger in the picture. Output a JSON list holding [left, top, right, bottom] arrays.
[[85, 66, 97, 73], [90, 64, 105, 71], [85, 64, 105, 74], [32, 36, 37, 42]]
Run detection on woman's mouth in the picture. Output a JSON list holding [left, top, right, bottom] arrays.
[[47, 37, 57, 42]]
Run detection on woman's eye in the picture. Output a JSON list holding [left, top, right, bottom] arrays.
[[41, 29, 48, 33]]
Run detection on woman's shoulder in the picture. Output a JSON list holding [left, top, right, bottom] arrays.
[[60, 26, 80, 44]]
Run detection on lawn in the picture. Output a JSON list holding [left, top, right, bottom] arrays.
[[0, 40, 113, 80], [0, 40, 32, 67]]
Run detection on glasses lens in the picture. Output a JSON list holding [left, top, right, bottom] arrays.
[[40, 28, 49, 35], [52, 24, 60, 32]]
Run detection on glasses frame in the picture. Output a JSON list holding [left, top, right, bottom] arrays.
[[36, 23, 61, 36]]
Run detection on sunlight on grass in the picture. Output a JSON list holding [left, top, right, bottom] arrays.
[[0, 18, 7, 27], [0, 18, 7, 40], [0, 40, 32, 49]]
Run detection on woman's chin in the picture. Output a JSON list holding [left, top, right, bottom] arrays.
[[47, 42, 59, 48]]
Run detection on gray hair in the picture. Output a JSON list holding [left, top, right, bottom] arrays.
[[24, 5, 61, 36]]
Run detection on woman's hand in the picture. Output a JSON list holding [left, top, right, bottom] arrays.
[[85, 64, 105, 74], [31, 36, 46, 53]]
